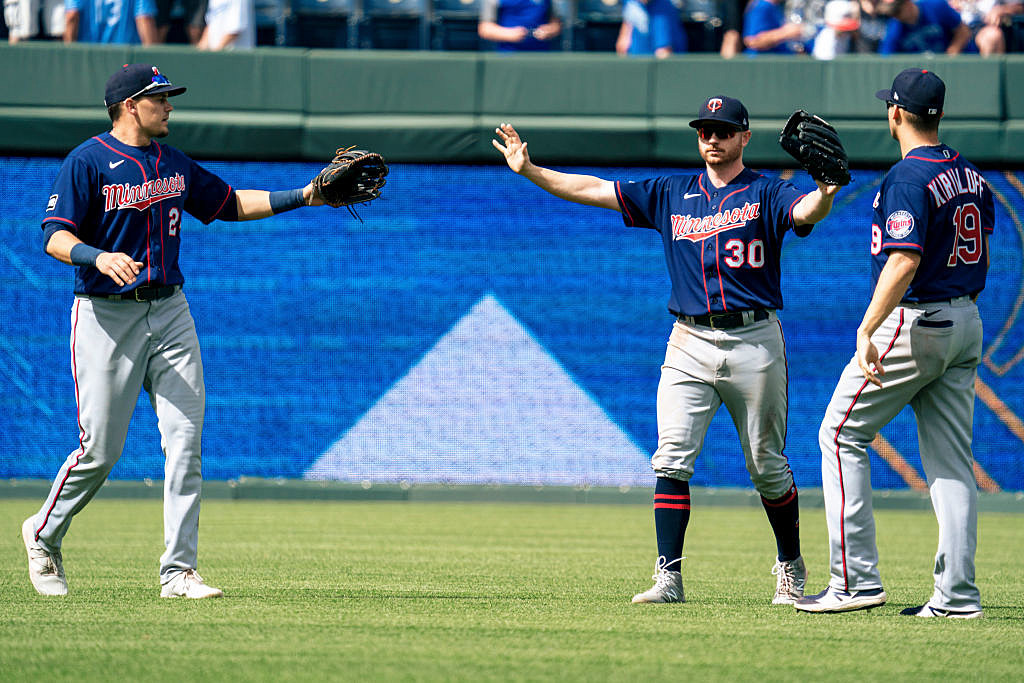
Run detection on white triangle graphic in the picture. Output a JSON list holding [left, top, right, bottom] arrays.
[[305, 293, 652, 486]]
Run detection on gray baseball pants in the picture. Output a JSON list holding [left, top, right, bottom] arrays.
[[28, 290, 205, 585], [819, 297, 982, 611]]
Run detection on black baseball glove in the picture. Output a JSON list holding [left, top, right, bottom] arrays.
[[779, 110, 851, 186], [312, 147, 389, 207]]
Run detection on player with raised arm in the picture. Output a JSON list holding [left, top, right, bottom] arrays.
[[796, 69, 992, 618], [21, 63, 386, 599], [493, 96, 843, 605]]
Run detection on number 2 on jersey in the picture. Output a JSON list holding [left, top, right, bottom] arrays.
[[947, 202, 982, 266], [168, 207, 181, 237]]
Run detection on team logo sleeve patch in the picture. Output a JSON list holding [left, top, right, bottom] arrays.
[[885, 210, 915, 239]]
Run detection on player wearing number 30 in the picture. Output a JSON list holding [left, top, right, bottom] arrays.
[[493, 96, 841, 605], [796, 70, 993, 618], [22, 63, 331, 599]]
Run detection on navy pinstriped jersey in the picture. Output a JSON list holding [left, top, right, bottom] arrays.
[[872, 144, 994, 302], [42, 132, 235, 296], [615, 168, 810, 317]]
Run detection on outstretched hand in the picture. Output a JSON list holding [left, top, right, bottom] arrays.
[[492, 123, 532, 175]]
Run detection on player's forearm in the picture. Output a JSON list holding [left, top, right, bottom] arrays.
[[792, 187, 836, 225], [45, 229, 83, 265], [520, 164, 619, 210], [235, 186, 317, 220], [857, 250, 921, 338]]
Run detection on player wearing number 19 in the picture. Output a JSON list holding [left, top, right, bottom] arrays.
[[493, 95, 841, 605], [21, 63, 331, 599], [796, 69, 993, 618]]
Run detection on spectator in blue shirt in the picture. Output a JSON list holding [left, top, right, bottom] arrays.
[[877, 0, 971, 53], [743, 0, 809, 53], [478, 0, 563, 51], [616, 0, 687, 57], [65, 0, 158, 43]]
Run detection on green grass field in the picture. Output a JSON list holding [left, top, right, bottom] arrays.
[[1, 497, 1022, 681]]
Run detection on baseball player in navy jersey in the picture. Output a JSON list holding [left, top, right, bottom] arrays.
[[22, 63, 330, 598], [493, 96, 841, 605], [796, 69, 992, 618]]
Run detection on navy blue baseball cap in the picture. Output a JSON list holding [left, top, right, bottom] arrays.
[[875, 68, 945, 116], [104, 64, 186, 107], [689, 95, 749, 131]]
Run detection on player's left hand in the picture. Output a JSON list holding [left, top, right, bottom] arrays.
[[815, 179, 841, 197], [302, 182, 325, 207], [492, 123, 532, 175], [856, 332, 884, 387]]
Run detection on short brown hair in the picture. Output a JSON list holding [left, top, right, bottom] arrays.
[[901, 107, 941, 134], [107, 102, 122, 123]]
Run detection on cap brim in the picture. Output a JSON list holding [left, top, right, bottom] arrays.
[[151, 85, 187, 97], [688, 118, 744, 130], [875, 89, 892, 103]]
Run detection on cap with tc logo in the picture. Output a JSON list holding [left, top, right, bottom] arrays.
[[104, 64, 186, 107], [875, 68, 945, 116], [688, 95, 749, 131]]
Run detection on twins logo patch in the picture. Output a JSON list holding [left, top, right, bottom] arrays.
[[707, 98, 723, 112], [46, 194, 58, 211], [885, 210, 914, 239]]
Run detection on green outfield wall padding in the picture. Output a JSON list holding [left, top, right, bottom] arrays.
[[479, 54, 651, 117], [0, 43, 130, 108], [306, 51, 480, 115], [130, 46, 307, 112], [0, 44, 1019, 163], [1003, 56, 1024, 119]]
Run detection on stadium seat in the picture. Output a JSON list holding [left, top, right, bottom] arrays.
[[356, 0, 428, 49], [289, 0, 355, 48], [430, 0, 482, 51], [573, 0, 622, 52], [254, 0, 288, 45]]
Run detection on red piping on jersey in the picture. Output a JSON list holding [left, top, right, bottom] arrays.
[[698, 174, 711, 201], [92, 136, 152, 284], [42, 217, 78, 230], [881, 241, 923, 251], [209, 185, 234, 222], [615, 182, 636, 225], [37, 299, 86, 540], [832, 308, 904, 591], [155, 143, 165, 282], [906, 152, 958, 163], [715, 233, 727, 311], [787, 194, 806, 226], [717, 185, 749, 212], [654, 493, 691, 510]]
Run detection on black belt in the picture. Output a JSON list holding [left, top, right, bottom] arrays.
[[88, 285, 179, 302], [679, 308, 771, 330]]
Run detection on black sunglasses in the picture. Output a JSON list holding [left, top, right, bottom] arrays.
[[698, 125, 739, 141]]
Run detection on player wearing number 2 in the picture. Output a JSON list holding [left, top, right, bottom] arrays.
[[21, 63, 330, 598], [796, 69, 992, 618], [493, 96, 841, 605]]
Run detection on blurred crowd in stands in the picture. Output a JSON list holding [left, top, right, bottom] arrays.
[[4, 0, 1024, 57]]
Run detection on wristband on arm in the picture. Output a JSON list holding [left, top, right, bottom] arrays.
[[269, 188, 306, 214], [69, 243, 105, 267]]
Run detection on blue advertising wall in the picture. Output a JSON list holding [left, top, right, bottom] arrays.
[[1, 157, 1023, 491]]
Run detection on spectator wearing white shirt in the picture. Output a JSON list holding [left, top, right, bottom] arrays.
[[197, 0, 254, 49]]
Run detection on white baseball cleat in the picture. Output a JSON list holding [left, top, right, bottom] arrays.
[[900, 604, 983, 619], [794, 585, 887, 613], [631, 556, 685, 604], [161, 569, 224, 599], [22, 517, 68, 596], [771, 556, 807, 605]]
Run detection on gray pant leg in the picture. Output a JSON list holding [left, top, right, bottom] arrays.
[[143, 292, 206, 583], [33, 298, 150, 552], [716, 320, 791, 498], [910, 307, 982, 611], [651, 322, 722, 480]]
